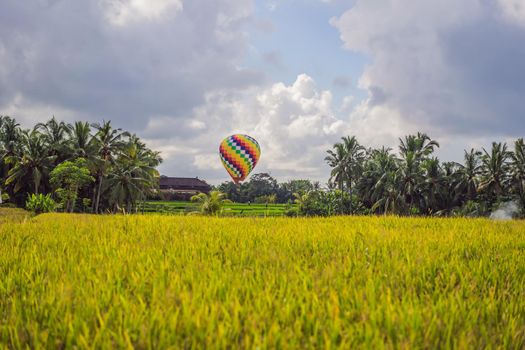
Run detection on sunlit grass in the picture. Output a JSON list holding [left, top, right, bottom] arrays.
[[1, 214, 524, 348]]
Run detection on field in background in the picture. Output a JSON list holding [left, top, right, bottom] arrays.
[[142, 200, 290, 216], [0, 207, 30, 223], [1, 213, 524, 348]]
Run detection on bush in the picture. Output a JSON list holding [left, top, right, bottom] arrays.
[[25, 193, 56, 214]]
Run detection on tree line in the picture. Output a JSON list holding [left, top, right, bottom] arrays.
[[323, 133, 524, 217], [0, 116, 161, 213], [216, 174, 319, 204]]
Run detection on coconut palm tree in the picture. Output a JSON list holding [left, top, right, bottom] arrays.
[[421, 157, 444, 214], [325, 143, 346, 190], [36, 116, 72, 163], [5, 129, 56, 194], [104, 162, 152, 213], [358, 147, 398, 212], [91, 121, 126, 213], [69, 121, 97, 159], [0, 116, 21, 158], [0, 116, 22, 188], [479, 142, 511, 210], [325, 136, 365, 214], [399, 132, 440, 161], [325, 142, 347, 212], [455, 149, 482, 202], [397, 151, 424, 213], [102, 134, 162, 213], [510, 138, 525, 214], [438, 161, 464, 215], [371, 170, 405, 215], [341, 136, 365, 211]]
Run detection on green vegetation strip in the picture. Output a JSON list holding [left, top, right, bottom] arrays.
[[1, 215, 524, 348], [142, 201, 290, 216]]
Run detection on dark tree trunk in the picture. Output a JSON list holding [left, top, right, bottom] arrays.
[[348, 179, 353, 215], [95, 175, 103, 214], [339, 179, 344, 215]]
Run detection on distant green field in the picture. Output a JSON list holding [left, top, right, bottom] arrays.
[[142, 201, 292, 216]]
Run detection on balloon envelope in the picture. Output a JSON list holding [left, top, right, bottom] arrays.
[[219, 134, 261, 183]]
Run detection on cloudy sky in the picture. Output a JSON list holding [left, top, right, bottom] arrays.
[[1, 0, 524, 184]]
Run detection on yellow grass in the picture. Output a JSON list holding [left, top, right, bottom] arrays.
[[1, 214, 525, 348]]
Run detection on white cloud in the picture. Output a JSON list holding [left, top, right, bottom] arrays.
[[331, 0, 525, 151], [151, 74, 350, 182], [0, 0, 258, 131], [498, 0, 525, 26], [104, 0, 183, 26]]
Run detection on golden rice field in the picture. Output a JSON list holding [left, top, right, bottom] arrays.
[[1, 212, 525, 349]]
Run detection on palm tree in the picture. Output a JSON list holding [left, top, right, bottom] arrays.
[[69, 121, 97, 159], [394, 133, 439, 214], [36, 116, 72, 162], [105, 134, 162, 212], [123, 134, 162, 168], [325, 142, 346, 196], [439, 161, 464, 215], [455, 149, 482, 202], [421, 157, 444, 214], [0, 117, 22, 193], [359, 147, 398, 212], [5, 129, 56, 194], [397, 151, 424, 213], [191, 191, 232, 215], [0, 116, 21, 158], [104, 161, 153, 213], [479, 142, 511, 210], [91, 121, 126, 213], [371, 171, 405, 215], [341, 136, 365, 210], [325, 136, 365, 214], [510, 138, 525, 213], [399, 132, 440, 161]]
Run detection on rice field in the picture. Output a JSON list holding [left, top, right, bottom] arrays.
[[1, 213, 525, 348]]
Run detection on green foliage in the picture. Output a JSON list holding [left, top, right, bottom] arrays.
[[1, 191, 9, 202], [326, 134, 524, 217], [0, 116, 161, 213], [283, 201, 299, 217], [50, 158, 95, 212], [142, 201, 290, 217], [452, 200, 482, 217], [217, 175, 318, 204], [294, 191, 327, 216], [191, 191, 232, 215], [254, 194, 277, 204], [25, 193, 55, 214], [81, 198, 92, 213], [103, 135, 161, 213]]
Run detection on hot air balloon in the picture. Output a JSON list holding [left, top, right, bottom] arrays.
[[219, 134, 261, 184]]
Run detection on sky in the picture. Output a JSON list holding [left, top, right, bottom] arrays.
[[0, 0, 524, 184]]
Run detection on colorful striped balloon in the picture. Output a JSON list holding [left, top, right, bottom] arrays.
[[219, 134, 261, 183]]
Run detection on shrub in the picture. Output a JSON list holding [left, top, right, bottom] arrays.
[[25, 193, 56, 214], [191, 191, 232, 215]]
